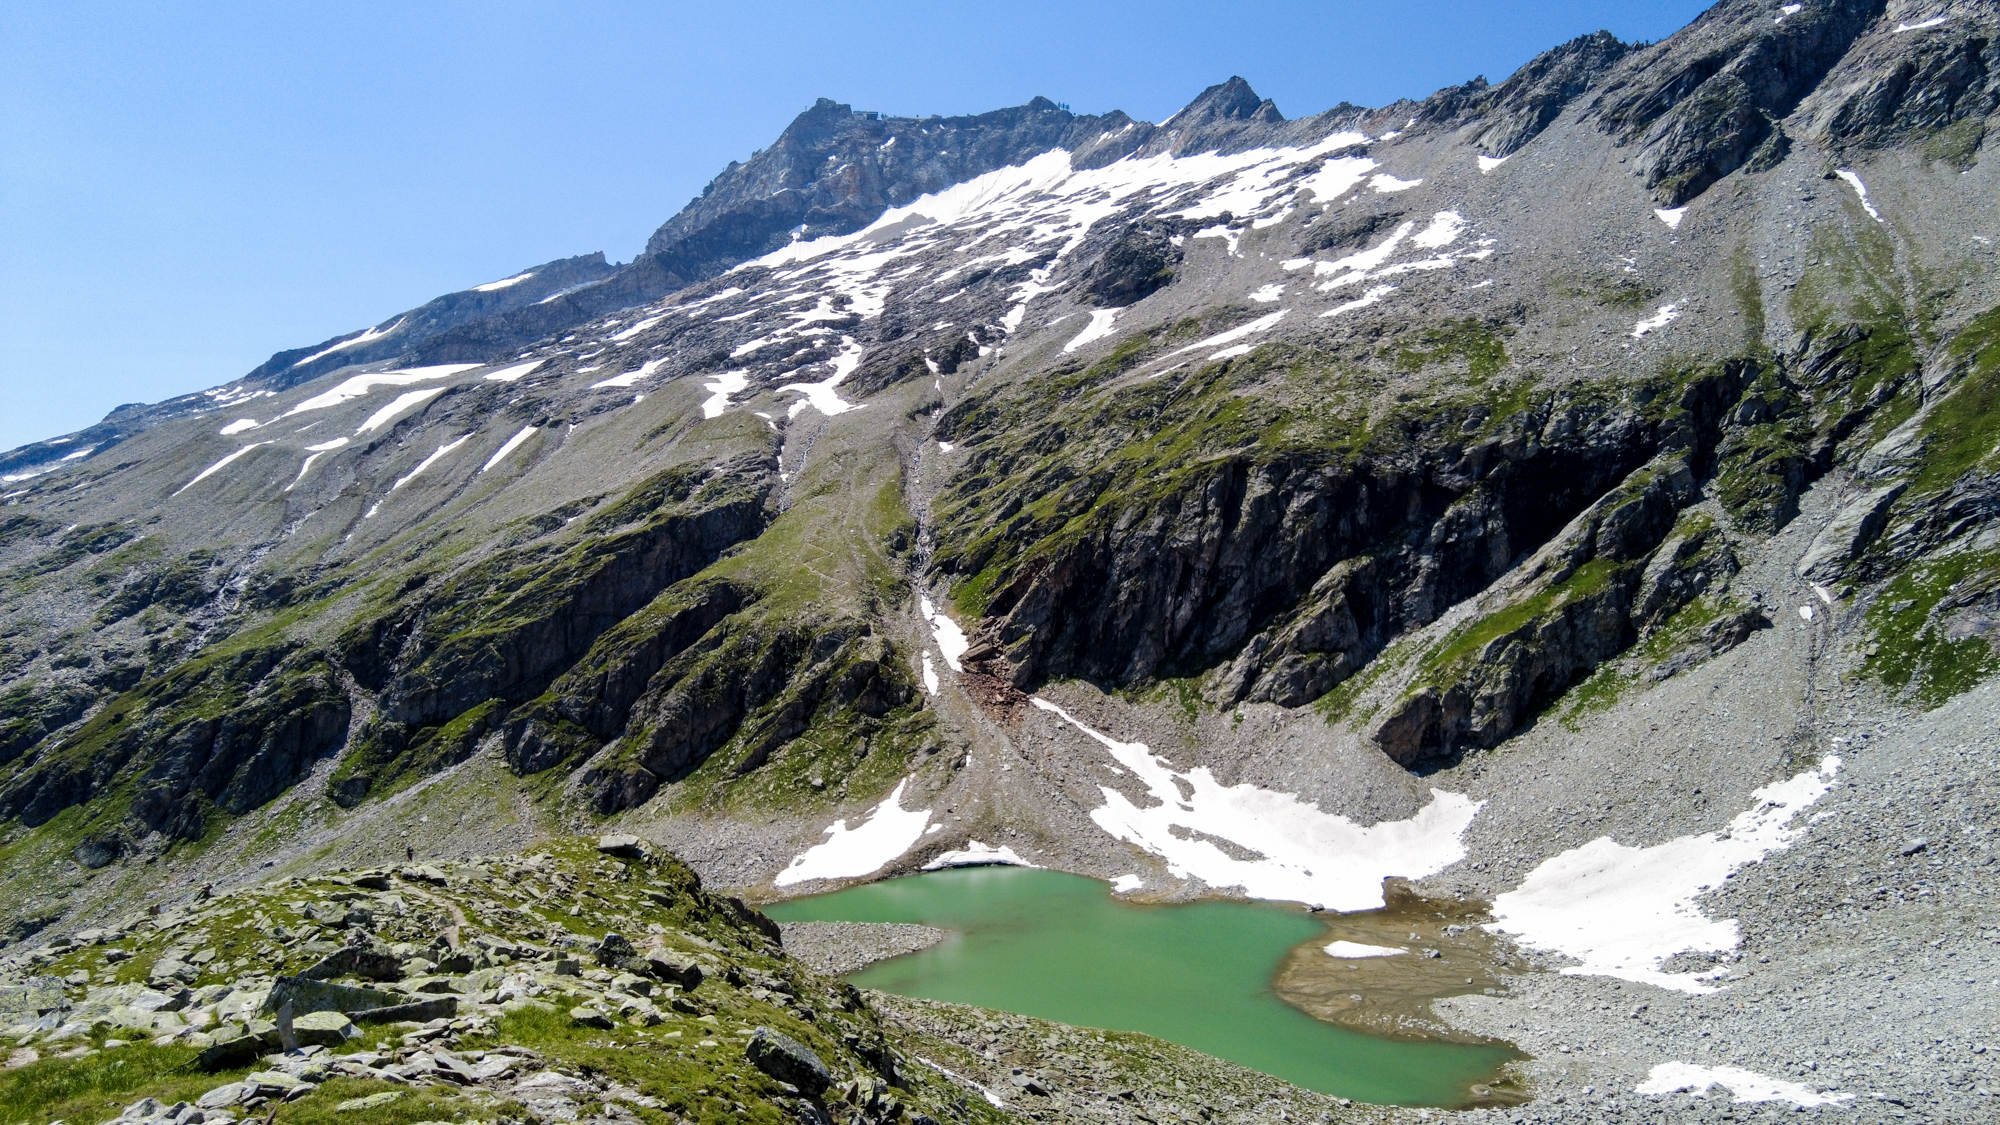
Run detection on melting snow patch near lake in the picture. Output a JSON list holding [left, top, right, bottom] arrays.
[[774, 779, 931, 886], [922, 841, 1038, 870], [1654, 207, 1687, 229], [921, 597, 970, 671], [481, 426, 537, 472], [1834, 170, 1883, 221], [219, 419, 260, 436], [1063, 309, 1119, 352], [1110, 874, 1144, 893], [1488, 757, 1841, 993], [700, 369, 749, 418], [1324, 941, 1407, 958], [1030, 697, 1482, 910], [1636, 1063, 1852, 1107], [174, 443, 271, 496], [1632, 305, 1680, 338]]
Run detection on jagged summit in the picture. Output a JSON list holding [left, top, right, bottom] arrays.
[[1167, 76, 1286, 128]]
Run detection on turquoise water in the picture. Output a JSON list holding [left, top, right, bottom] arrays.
[[764, 866, 1515, 1107]]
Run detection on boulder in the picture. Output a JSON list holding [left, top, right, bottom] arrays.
[[291, 1009, 359, 1047], [746, 1026, 831, 1095], [297, 944, 403, 982], [594, 932, 638, 967], [263, 977, 401, 1016], [642, 950, 704, 990], [350, 996, 458, 1024], [596, 834, 647, 858]]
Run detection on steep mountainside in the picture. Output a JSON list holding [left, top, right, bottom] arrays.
[[5, 0, 2000, 1120]]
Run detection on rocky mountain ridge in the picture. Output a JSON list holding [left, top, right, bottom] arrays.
[[4, 0, 2000, 1121]]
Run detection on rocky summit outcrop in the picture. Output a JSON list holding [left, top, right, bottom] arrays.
[[5, 1, 2000, 1120]]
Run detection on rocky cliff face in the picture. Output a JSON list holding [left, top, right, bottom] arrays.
[[5, 0, 2000, 1117]]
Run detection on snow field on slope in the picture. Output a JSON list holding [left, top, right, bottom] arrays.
[[481, 426, 538, 472], [1486, 757, 1842, 993], [1635, 1062, 1850, 1107], [283, 363, 476, 417], [1029, 697, 1482, 911], [920, 597, 970, 672], [174, 443, 271, 496], [289, 319, 405, 368], [774, 778, 932, 886]]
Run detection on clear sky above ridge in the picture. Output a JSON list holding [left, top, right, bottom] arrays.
[[0, 0, 1711, 452]]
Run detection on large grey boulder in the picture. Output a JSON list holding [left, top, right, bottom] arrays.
[[746, 1026, 832, 1095]]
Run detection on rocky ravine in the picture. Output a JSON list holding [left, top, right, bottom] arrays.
[[3, 0, 2000, 1121]]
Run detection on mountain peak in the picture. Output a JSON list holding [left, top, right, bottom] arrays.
[[1168, 76, 1284, 128]]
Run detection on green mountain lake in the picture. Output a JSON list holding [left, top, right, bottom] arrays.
[[764, 865, 1518, 1107]]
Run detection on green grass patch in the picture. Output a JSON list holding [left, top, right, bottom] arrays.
[[1862, 549, 2000, 707]]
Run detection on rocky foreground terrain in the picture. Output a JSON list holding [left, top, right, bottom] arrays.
[[4, 0, 2000, 1121]]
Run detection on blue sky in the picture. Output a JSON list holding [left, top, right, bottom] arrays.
[[0, 1, 1709, 451]]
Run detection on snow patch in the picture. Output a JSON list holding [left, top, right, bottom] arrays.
[[921, 653, 940, 695], [174, 443, 270, 496], [1321, 284, 1397, 319], [354, 388, 447, 435], [1166, 309, 1288, 360], [1488, 757, 1841, 992], [922, 841, 1038, 870], [1636, 1063, 1851, 1107], [1369, 173, 1422, 193], [1063, 309, 1120, 353], [1834, 169, 1883, 221], [385, 434, 471, 494], [1893, 16, 1946, 32], [290, 319, 404, 368], [473, 271, 535, 292], [700, 369, 749, 419], [921, 597, 970, 672], [1411, 211, 1465, 249], [219, 419, 260, 436], [778, 336, 866, 418], [1477, 154, 1509, 173], [1632, 304, 1680, 338], [1110, 874, 1144, 893], [774, 779, 932, 886], [1030, 697, 1482, 910], [1654, 207, 1687, 230], [481, 426, 537, 472], [1249, 284, 1285, 303], [283, 364, 476, 418], [592, 358, 666, 389], [1324, 941, 1407, 958], [482, 359, 544, 383]]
